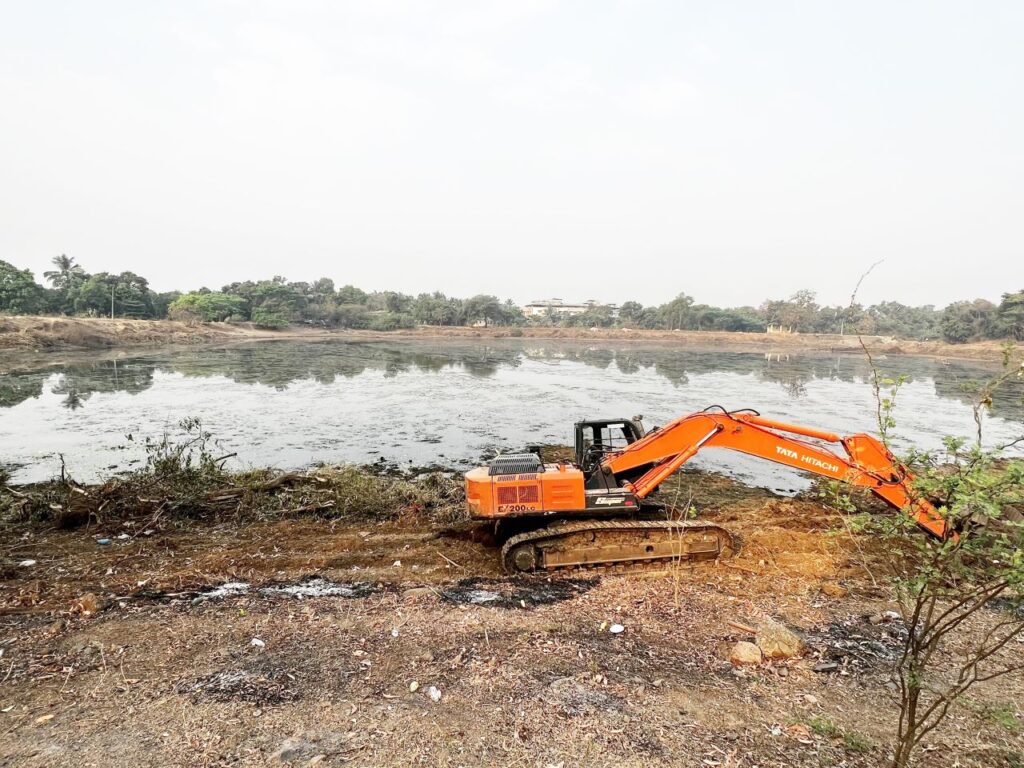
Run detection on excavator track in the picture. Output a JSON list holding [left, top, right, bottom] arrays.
[[500, 519, 735, 574]]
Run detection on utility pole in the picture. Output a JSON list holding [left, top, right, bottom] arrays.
[[110, 284, 115, 319]]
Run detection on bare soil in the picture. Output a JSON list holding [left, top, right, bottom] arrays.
[[0, 315, 1017, 363], [2, 471, 1023, 767]]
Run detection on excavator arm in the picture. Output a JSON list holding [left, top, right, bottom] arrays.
[[601, 407, 949, 539]]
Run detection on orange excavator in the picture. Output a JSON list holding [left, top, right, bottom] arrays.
[[464, 406, 949, 572]]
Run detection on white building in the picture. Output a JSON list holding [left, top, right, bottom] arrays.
[[523, 298, 618, 318]]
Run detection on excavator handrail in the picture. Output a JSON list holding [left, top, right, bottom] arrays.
[[600, 409, 950, 540]]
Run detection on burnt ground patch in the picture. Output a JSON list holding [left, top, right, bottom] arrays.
[[439, 575, 598, 608]]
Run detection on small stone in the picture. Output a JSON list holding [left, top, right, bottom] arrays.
[[251, 638, 265, 648], [756, 621, 805, 660], [426, 685, 442, 702], [653, 679, 663, 687], [409, 681, 420, 692], [729, 641, 763, 666], [802, 694, 818, 705], [813, 661, 839, 673], [392, 560, 402, 567], [73, 593, 104, 615]]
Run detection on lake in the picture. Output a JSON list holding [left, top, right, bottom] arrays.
[[2, 339, 1021, 488]]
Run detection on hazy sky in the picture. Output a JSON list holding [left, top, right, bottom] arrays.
[[1, 1, 1021, 308]]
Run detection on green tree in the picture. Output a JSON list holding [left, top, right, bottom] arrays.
[[660, 293, 695, 330], [996, 289, 1024, 340], [867, 302, 941, 340], [463, 295, 506, 326], [74, 272, 155, 318], [337, 284, 368, 305], [0, 260, 47, 314], [42, 254, 88, 314], [168, 292, 247, 322], [853, 359, 1024, 768], [940, 299, 997, 343], [618, 301, 644, 326], [761, 289, 819, 332]]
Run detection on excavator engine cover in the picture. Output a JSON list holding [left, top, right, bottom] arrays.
[[465, 457, 586, 519]]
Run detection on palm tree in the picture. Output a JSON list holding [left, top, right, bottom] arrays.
[[43, 254, 86, 290]]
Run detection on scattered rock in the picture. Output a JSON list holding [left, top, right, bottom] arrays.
[[813, 661, 839, 673], [820, 582, 848, 598], [409, 681, 419, 693], [426, 685, 442, 702], [542, 677, 622, 716], [756, 621, 805, 659], [18, 559, 37, 567], [729, 641, 763, 666], [867, 610, 900, 625], [72, 592, 104, 616], [251, 638, 266, 648]]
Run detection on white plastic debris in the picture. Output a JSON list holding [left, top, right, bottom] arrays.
[[426, 686, 442, 702], [609, 624, 625, 634], [250, 638, 265, 648], [393, 560, 402, 567], [18, 560, 36, 567], [391, 628, 399, 638]]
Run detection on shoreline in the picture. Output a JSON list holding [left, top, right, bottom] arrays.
[[0, 314, 1018, 365]]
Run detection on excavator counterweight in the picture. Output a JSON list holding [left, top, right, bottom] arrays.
[[465, 406, 948, 573]]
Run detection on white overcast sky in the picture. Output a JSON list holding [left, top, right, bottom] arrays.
[[1, 1, 1021, 307]]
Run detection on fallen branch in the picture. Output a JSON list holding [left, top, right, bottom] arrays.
[[727, 620, 757, 635], [436, 551, 465, 570]]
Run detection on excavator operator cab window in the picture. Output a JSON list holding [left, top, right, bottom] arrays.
[[590, 424, 631, 451], [575, 419, 644, 469]]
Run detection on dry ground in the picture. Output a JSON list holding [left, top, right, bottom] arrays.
[[2, 472, 1023, 767], [0, 314, 1016, 362]]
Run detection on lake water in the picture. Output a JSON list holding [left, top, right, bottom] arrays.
[[2, 339, 1021, 489]]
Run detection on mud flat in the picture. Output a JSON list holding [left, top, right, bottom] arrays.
[[2, 465, 1022, 767], [1, 315, 1017, 363]]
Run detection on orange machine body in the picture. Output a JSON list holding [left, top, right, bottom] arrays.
[[463, 407, 950, 540], [465, 463, 587, 519]]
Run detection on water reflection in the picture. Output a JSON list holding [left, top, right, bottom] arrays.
[[2, 340, 1022, 420]]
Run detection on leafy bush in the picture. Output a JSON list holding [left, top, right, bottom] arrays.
[[251, 308, 290, 329], [169, 292, 247, 323], [366, 312, 414, 331]]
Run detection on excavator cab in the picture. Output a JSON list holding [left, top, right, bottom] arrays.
[[574, 417, 646, 472]]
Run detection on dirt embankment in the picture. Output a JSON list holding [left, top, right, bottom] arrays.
[[2, 466, 1022, 767], [1, 314, 1017, 362]]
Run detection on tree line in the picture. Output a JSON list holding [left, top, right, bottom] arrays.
[[1, 255, 1022, 343]]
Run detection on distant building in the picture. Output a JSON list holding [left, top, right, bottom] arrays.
[[523, 298, 618, 318]]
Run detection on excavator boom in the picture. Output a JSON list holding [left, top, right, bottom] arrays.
[[602, 407, 948, 538]]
